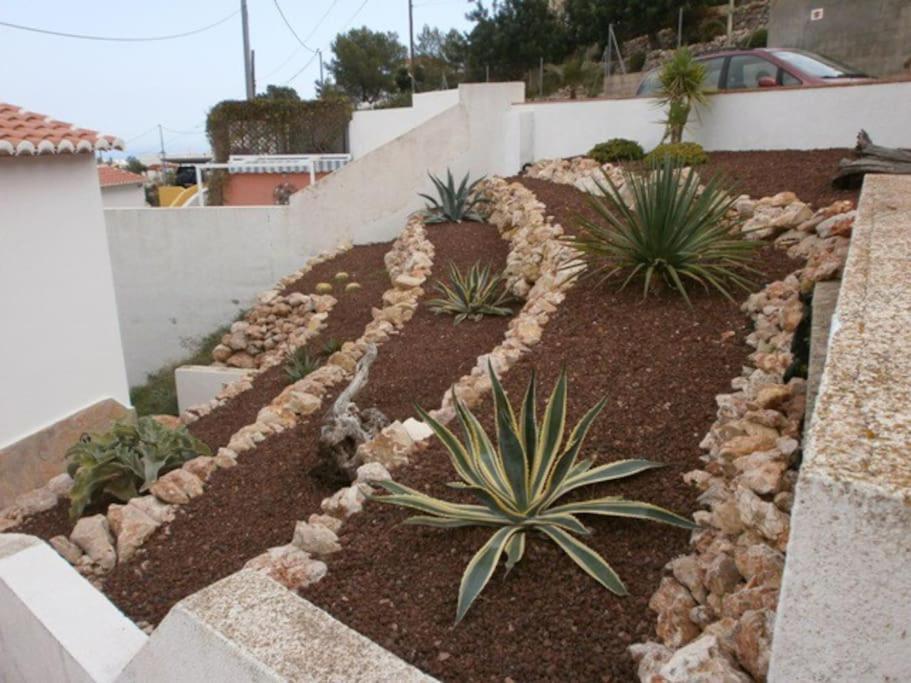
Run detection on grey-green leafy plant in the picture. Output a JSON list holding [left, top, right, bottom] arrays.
[[570, 158, 757, 304], [66, 418, 211, 520], [371, 365, 695, 623], [657, 48, 708, 144], [322, 338, 344, 356], [285, 347, 323, 382], [427, 261, 515, 324], [420, 169, 488, 224]]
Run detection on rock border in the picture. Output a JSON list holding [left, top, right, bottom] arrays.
[[242, 177, 584, 591]]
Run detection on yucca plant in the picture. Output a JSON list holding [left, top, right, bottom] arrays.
[[657, 48, 708, 144], [371, 365, 695, 622], [570, 159, 758, 304], [285, 347, 323, 382], [427, 261, 515, 324], [66, 418, 211, 519], [420, 169, 488, 224]]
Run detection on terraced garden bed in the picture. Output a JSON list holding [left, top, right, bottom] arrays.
[[101, 220, 516, 626], [301, 179, 798, 682]]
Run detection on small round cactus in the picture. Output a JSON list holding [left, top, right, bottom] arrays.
[[315, 282, 333, 294], [345, 282, 362, 292], [334, 271, 350, 282]]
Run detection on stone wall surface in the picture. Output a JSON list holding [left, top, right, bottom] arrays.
[[769, 0, 911, 76], [769, 174, 911, 682]]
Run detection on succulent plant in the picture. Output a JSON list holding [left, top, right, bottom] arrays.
[[345, 282, 362, 292], [420, 169, 488, 224], [569, 158, 757, 304], [427, 261, 515, 324], [285, 347, 323, 382], [322, 338, 344, 356], [315, 282, 333, 294], [372, 364, 695, 622], [66, 418, 211, 520], [334, 272, 350, 282]]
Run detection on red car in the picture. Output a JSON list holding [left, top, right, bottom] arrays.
[[636, 48, 872, 96]]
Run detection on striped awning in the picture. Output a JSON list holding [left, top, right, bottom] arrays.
[[225, 156, 349, 174]]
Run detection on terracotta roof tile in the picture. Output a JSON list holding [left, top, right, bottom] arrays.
[[98, 165, 145, 187], [0, 103, 123, 157]]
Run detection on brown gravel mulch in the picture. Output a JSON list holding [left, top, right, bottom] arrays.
[[693, 148, 858, 209], [101, 220, 517, 627], [303, 180, 799, 682]]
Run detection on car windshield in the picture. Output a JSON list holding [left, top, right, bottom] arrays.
[[770, 50, 867, 78]]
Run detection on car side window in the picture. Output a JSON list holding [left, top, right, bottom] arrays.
[[779, 68, 801, 86], [701, 57, 725, 92], [725, 55, 777, 89]]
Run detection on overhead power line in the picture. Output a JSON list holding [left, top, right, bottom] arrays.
[[285, 0, 371, 84], [272, 0, 316, 52], [264, 0, 341, 80], [0, 10, 239, 42]]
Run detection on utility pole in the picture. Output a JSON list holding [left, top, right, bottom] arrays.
[[241, 0, 254, 99], [408, 0, 416, 92], [157, 124, 166, 180], [677, 7, 684, 48], [318, 49, 324, 89], [727, 0, 735, 43]]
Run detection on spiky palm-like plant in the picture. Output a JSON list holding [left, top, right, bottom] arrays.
[[570, 159, 757, 304], [420, 169, 488, 224], [284, 348, 322, 383], [371, 365, 695, 622], [427, 261, 515, 324], [657, 48, 708, 144]]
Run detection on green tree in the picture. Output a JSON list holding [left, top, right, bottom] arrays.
[[465, 0, 569, 81], [546, 50, 602, 99], [657, 48, 707, 143], [124, 156, 147, 174], [563, 0, 708, 49], [413, 26, 469, 90], [256, 85, 301, 100], [327, 27, 407, 103]]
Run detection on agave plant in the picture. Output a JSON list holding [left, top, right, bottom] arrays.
[[420, 169, 488, 224], [322, 337, 344, 356], [427, 261, 515, 324], [570, 158, 758, 304], [66, 417, 211, 519], [371, 365, 695, 622], [285, 347, 323, 382]]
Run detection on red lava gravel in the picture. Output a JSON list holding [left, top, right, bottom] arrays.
[[302, 180, 799, 682], [100, 219, 518, 627]]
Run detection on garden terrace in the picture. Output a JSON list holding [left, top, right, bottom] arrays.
[[100, 219, 515, 626], [302, 178, 799, 682]]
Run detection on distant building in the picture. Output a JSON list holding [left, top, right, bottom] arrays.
[[98, 165, 147, 207], [768, 0, 911, 76]]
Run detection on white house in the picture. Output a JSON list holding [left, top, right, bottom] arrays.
[[98, 165, 146, 207], [0, 102, 131, 508]]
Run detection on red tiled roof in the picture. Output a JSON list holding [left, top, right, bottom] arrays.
[[98, 165, 145, 187], [0, 103, 123, 157]]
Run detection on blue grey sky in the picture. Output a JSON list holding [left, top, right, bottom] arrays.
[[0, 1, 475, 158]]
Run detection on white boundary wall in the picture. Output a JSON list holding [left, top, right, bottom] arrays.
[[350, 89, 460, 158], [0, 154, 130, 447]]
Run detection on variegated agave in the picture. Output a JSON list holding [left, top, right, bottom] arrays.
[[420, 169, 488, 224], [372, 365, 695, 622], [427, 261, 515, 324]]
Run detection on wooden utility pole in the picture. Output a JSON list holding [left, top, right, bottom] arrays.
[[241, 0, 254, 99], [408, 0, 416, 92], [727, 0, 735, 42]]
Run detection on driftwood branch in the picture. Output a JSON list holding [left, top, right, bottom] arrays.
[[834, 130, 911, 188], [316, 343, 389, 482]]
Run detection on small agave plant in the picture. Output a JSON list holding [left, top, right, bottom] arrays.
[[372, 364, 695, 622], [427, 261, 515, 324], [420, 169, 488, 224]]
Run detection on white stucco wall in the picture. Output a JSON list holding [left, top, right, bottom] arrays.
[[0, 154, 130, 447], [349, 88, 460, 158], [100, 183, 146, 208], [514, 80, 911, 164]]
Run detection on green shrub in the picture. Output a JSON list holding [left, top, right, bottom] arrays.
[[745, 28, 768, 48], [285, 348, 322, 383], [699, 19, 727, 43], [646, 142, 709, 166], [427, 261, 515, 324], [420, 169, 488, 224], [657, 48, 708, 144], [372, 364, 694, 622], [570, 158, 758, 304], [588, 138, 646, 164], [627, 51, 647, 73], [66, 418, 211, 519]]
